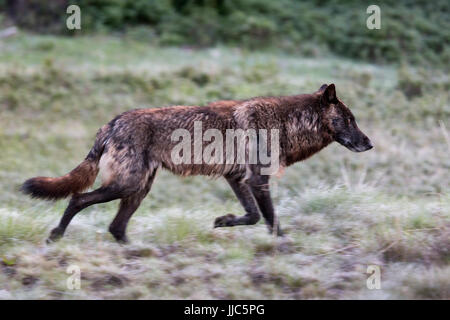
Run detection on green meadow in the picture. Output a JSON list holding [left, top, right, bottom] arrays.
[[0, 34, 449, 299]]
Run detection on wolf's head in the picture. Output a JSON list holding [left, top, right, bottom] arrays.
[[317, 84, 373, 152]]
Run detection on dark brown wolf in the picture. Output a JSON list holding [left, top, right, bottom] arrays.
[[22, 84, 373, 243]]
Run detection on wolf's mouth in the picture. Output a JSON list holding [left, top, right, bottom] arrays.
[[336, 137, 373, 152]]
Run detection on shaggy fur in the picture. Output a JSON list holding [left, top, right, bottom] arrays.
[[22, 83, 373, 243]]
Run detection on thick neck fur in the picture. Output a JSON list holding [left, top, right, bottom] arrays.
[[280, 94, 333, 166], [233, 94, 333, 167]]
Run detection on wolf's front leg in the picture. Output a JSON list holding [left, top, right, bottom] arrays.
[[247, 174, 284, 236], [214, 177, 261, 228]]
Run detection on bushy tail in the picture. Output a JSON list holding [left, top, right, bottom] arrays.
[[21, 126, 109, 200]]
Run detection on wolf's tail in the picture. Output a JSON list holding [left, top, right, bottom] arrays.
[[21, 126, 110, 200]]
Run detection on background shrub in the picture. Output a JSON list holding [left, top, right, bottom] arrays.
[[1, 0, 449, 67]]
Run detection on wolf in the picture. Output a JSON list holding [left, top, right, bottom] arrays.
[[21, 84, 373, 243]]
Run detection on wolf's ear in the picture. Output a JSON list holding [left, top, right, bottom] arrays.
[[321, 83, 337, 104], [317, 84, 328, 93]]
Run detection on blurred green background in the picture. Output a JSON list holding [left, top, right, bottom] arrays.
[[2, 0, 449, 66], [0, 1, 448, 299]]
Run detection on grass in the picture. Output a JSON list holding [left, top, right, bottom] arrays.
[[0, 33, 449, 299]]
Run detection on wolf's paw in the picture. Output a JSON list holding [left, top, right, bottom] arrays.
[[113, 234, 129, 244], [214, 214, 236, 228], [268, 224, 285, 237], [46, 227, 64, 244], [109, 227, 130, 244]]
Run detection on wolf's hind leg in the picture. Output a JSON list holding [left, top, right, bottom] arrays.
[[47, 186, 122, 243], [214, 177, 261, 228], [108, 170, 156, 243], [108, 193, 146, 243]]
